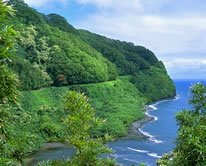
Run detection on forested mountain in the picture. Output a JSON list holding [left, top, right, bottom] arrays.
[[7, 0, 175, 102]]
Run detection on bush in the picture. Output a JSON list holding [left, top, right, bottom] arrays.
[[63, 91, 115, 166]]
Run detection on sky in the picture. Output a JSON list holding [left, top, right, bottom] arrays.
[[23, 0, 206, 79]]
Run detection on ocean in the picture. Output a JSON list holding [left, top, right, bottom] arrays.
[[107, 79, 202, 165]]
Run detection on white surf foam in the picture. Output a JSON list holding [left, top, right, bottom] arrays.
[[110, 154, 125, 158], [145, 111, 158, 121], [127, 147, 162, 159], [110, 154, 118, 158], [149, 138, 162, 144], [141, 102, 160, 139], [147, 152, 162, 158], [173, 94, 180, 101], [140, 97, 177, 144], [138, 128, 162, 143], [139, 128, 153, 138], [122, 158, 139, 163], [153, 94, 180, 105], [148, 105, 158, 110], [127, 147, 149, 153]]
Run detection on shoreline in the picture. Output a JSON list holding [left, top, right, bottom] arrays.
[[123, 95, 178, 140], [123, 107, 154, 140]]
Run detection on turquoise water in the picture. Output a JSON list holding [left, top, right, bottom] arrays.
[[108, 80, 201, 165], [26, 80, 203, 166]]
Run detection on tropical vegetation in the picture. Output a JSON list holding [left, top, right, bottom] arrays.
[[0, 0, 177, 165]]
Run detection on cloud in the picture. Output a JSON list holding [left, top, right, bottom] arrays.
[[164, 58, 206, 70], [161, 57, 206, 79], [75, 0, 206, 56], [76, 0, 143, 11], [24, 0, 68, 7]]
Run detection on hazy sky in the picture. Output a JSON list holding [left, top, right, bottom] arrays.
[[24, 0, 206, 79]]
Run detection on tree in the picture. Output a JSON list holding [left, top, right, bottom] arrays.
[[157, 83, 206, 166], [0, 1, 19, 165], [63, 91, 115, 166], [0, 1, 18, 103]]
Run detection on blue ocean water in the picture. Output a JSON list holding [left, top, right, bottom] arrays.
[[25, 80, 204, 166], [107, 79, 203, 166]]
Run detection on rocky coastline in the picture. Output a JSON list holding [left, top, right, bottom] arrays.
[[123, 105, 156, 140]]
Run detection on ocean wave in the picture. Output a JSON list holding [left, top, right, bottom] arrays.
[[147, 152, 162, 158], [148, 105, 158, 110], [149, 138, 162, 144], [127, 147, 149, 153], [145, 111, 158, 121], [139, 128, 153, 138], [122, 158, 139, 163], [173, 94, 180, 101], [110, 154, 125, 158], [138, 128, 162, 143], [159, 94, 180, 103], [127, 147, 162, 160], [110, 154, 119, 158], [150, 95, 179, 108]]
